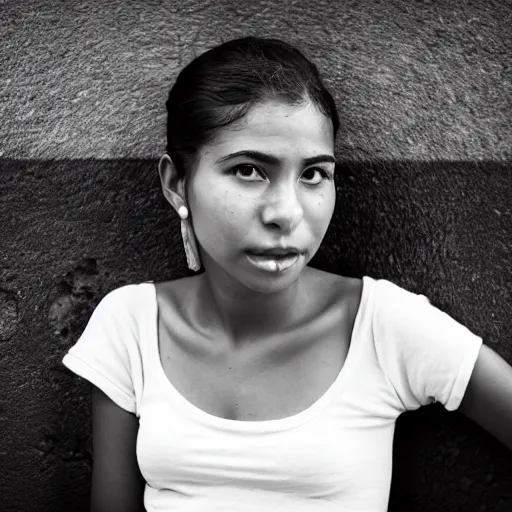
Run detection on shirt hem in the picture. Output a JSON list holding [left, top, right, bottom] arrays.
[[444, 336, 483, 411], [62, 352, 137, 415]]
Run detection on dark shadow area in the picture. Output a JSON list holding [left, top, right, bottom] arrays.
[[0, 158, 511, 511]]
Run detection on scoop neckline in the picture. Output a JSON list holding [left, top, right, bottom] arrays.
[[147, 276, 370, 432]]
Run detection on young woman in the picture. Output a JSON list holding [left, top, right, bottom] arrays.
[[62, 37, 512, 512]]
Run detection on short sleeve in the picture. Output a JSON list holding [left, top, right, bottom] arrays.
[[372, 279, 483, 412], [62, 285, 143, 417]]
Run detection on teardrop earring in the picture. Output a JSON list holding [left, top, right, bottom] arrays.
[[177, 205, 201, 271]]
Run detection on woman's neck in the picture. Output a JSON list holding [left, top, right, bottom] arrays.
[[193, 268, 313, 349]]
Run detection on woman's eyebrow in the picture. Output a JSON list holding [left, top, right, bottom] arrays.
[[216, 150, 335, 166]]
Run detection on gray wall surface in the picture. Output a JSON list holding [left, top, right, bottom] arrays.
[[1, 1, 511, 511]]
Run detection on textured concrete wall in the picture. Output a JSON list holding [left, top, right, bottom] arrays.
[[2, 0, 511, 161], [1, 1, 511, 511]]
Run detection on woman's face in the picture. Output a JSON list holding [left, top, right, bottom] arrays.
[[186, 99, 336, 293]]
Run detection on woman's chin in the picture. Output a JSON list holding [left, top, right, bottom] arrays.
[[240, 257, 306, 293]]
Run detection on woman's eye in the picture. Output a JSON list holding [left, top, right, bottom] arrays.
[[233, 164, 265, 181], [301, 168, 330, 185]]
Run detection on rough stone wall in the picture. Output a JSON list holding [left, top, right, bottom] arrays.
[[1, 0, 511, 161], [0, 1, 511, 511]]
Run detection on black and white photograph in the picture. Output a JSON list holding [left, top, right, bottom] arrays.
[[1, 1, 511, 511]]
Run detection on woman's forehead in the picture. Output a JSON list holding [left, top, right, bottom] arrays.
[[202, 100, 335, 161]]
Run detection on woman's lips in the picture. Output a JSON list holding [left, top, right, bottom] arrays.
[[245, 252, 300, 273]]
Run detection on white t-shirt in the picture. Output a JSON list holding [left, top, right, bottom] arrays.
[[62, 275, 482, 512]]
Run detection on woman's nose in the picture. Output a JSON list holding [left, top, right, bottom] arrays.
[[261, 184, 304, 233]]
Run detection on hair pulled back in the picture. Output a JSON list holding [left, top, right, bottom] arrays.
[[166, 36, 339, 177]]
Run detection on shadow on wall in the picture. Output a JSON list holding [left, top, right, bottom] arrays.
[[0, 158, 511, 512]]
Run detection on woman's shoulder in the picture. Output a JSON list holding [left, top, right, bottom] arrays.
[[151, 275, 202, 324], [304, 267, 363, 315], [306, 266, 362, 292], [90, 281, 155, 321], [152, 275, 199, 301], [101, 281, 154, 302]]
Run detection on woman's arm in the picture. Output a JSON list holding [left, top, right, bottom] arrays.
[[459, 344, 512, 451], [90, 385, 146, 512]]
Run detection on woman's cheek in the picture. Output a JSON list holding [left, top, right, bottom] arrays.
[[223, 196, 246, 231], [197, 190, 240, 236]]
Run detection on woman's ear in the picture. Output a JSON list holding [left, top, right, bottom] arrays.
[[158, 154, 186, 212]]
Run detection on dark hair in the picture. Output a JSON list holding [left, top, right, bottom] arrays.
[[166, 36, 339, 177]]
